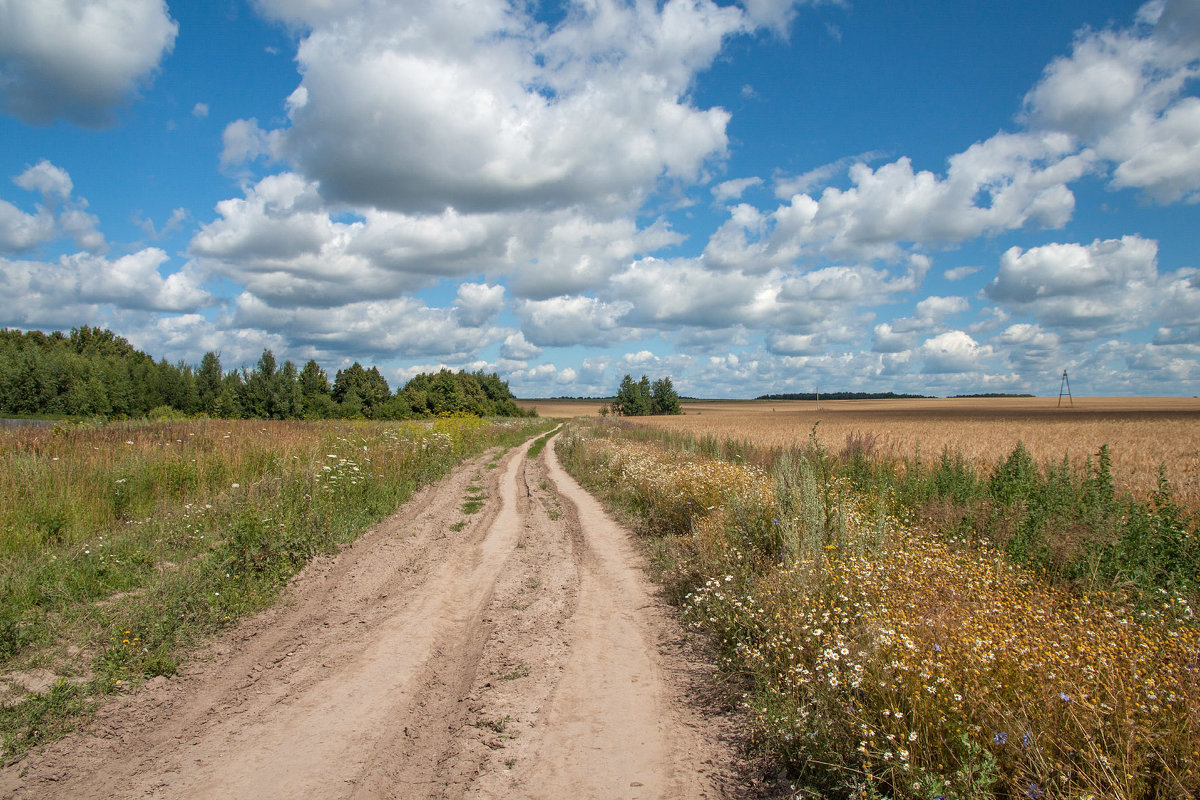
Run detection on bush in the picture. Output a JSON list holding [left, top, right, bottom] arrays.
[[147, 405, 189, 421]]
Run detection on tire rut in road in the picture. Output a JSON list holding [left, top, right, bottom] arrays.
[[1, 431, 761, 800], [441, 434, 743, 799]]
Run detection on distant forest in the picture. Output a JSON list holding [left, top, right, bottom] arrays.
[[756, 391, 932, 401], [758, 391, 1036, 401], [951, 393, 1036, 398], [0, 327, 533, 420]]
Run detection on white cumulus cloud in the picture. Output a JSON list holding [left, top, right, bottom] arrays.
[[0, 248, 210, 328], [228, 0, 787, 215], [1, 161, 103, 254], [13, 159, 73, 199], [454, 282, 505, 328], [516, 295, 638, 348], [1023, 0, 1200, 203], [231, 292, 499, 361], [986, 235, 1159, 336], [919, 330, 992, 374], [0, 0, 177, 126]]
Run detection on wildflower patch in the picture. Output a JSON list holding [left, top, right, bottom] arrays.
[[559, 422, 1200, 800]]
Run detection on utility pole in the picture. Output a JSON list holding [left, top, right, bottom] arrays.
[[1058, 370, 1073, 407], [815, 385, 819, 410]]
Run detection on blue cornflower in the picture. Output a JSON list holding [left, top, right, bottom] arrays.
[[1027, 783, 1042, 798], [993, 731, 1007, 745], [1059, 692, 1071, 703], [1023, 731, 1033, 747]]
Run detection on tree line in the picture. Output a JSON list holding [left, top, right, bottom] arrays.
[[756, 391, 931, 401], [0, 327, 532, 420]]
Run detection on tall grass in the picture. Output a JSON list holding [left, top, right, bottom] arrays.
[[559, 421, 1200, 799], [0, 416, 553, 757], [895, 442, 1200, 599]]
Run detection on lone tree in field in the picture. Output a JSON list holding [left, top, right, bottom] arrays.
[[612, 374, 681, 416], [650, 376, 682, 415]]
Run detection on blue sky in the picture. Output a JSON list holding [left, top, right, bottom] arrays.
[[2, 0, 1199, 398]]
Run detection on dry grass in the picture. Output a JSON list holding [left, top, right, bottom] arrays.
[[526, 397, 1200, 503]]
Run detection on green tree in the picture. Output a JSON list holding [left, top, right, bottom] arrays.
[[303, 391, 339, 419], [637, 375, 652, 413], [376, 393, 413, 420], [277, 360, 302, 419], [651, 376, 682, 415], [298, 359, 334, 418], [339, 387, 364, 419], [100, 358, 135, 417], [298, 359, 329, 396], [612, 374, 636, 416], [177, 361, 201, 414], [472, 370, 523, 416], [243, 350, 279, 418], [64, 369, 112, 416], [428, 369, 468, 414], [333, 362, 390, 418], [2, 346, 47, 414], [398, 369, 527, 418], [215, 371, 246, 418], [197, 351, 223, 414], [613, 374, 652, 416]]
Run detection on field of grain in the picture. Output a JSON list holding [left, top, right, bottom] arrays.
[[525, 397, 1200, 503]]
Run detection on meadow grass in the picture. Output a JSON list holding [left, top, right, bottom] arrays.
[[559, 420, 1200, 799], [525, 426, 560, 459], [0, 415, 554, 757]]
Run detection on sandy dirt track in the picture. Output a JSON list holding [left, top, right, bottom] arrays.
[[1, 432, 769, 799]]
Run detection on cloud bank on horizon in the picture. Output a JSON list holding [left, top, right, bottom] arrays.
[[1, 0, 1199, 397]]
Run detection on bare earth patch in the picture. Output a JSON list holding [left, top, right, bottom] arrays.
[[0, 433, 779, 799]]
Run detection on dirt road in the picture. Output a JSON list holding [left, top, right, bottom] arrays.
[[1, 432, 766, 799]]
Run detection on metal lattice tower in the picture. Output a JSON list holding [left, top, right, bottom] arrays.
[[1058, 370, 1073, 407]]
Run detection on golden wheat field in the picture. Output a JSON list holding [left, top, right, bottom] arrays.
[[524, 396, 1200, 503]]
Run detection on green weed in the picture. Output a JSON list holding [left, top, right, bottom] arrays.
[[499, 662, 530, 681]]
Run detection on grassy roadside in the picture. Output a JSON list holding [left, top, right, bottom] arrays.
[[525, 425, 561, 460], [0, 416, 555, 758], [558, 420, 1200, 800]]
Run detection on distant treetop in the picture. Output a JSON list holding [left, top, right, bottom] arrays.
[[756, 391, 932, 401], [951, 393, 1035, 398]]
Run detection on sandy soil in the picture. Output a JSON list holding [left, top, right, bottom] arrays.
[[0, 432, 775, 799]]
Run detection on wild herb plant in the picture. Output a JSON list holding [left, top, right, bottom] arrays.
[[560, 421, 1200, 799]]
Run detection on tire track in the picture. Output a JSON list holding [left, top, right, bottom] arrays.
[[1, 430, 762, 800]]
